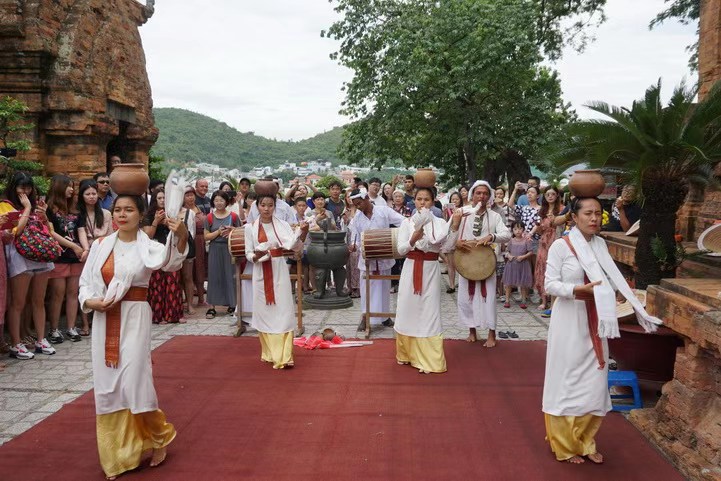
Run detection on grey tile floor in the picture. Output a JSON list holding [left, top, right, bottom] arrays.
[[0, 275, 549, 446]]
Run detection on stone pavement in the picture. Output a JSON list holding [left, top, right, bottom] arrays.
[[0, 275, 550, 447]]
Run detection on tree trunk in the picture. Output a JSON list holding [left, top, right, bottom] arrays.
[[456, 146, 467, 185], [502, 149, 531, 190], [634, 175, 688, 289]]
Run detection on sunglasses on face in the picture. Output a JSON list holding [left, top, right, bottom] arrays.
[[97, 180, 110, 184]]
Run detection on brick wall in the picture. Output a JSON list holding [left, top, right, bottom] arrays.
[[0, 0, 157, 178]]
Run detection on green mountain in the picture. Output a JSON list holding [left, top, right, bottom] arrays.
[[150, 107, 343, 169]]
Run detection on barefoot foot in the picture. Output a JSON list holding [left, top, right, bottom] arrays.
[[587, 452, 604, 464], [150, 447, 167, 467], [565, 455, 585, 464], [483, 330, 497, 348], [466, 329, 477, 343]]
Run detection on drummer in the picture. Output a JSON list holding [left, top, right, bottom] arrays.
[[348, 187, 406, 330], [445, 180, 511, 347]]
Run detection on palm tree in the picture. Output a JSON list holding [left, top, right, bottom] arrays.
[[550, 80, 721, 288]]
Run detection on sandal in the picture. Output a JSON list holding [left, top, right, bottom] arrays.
[[503, 302, 511, 308], [507, 331, 519, 339], [205, 308, 216, 319], [498, 331, 508, 339], [78, 328, 90, 337], [519, 303, 527, 309], [227, 306, 235, 315]]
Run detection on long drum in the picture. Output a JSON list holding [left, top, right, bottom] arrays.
[[361, 228, 402, 260], [228, 227, 246, 258], [454, 244, 496, 281]]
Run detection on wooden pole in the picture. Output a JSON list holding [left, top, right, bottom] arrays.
[[295, 257, 304, 336], [234, 260, 246, 337], [365, 260, 371, 339]]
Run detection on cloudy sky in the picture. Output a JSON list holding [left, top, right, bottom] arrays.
[[140, 0, 697, 141]]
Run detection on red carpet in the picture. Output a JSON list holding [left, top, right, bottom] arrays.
[[0, 337, 683, 481]]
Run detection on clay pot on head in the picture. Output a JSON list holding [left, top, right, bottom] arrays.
[[414, 168, 436, 188], [568, 169, 605, 197], [110, 163, 150, 196], [254, 179, 279, 197]]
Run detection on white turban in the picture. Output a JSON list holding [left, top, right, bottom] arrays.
[[468, 180, 493, 202], [349, 187, 368, 200]]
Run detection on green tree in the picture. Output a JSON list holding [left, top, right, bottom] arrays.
[[315, 174, 346, 191], [325, 0, 576, 186], [148, 153, 166, 181], [0, 96, 46, 194], [549, 80, 721, 288], [0, 96, 33, 152]]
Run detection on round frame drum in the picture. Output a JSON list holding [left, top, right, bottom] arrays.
[[228, 227, 246, 258], [454, 244, 496, 280], [361, 228, 402, 260]]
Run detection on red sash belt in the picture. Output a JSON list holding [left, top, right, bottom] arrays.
[[467, 279, 487, 302], [258, 224, 276, 305], [269, 248, 286, 257], [407, 250, 439, 295], [100, 248, 148, 369], [562, 236, 605, 370]]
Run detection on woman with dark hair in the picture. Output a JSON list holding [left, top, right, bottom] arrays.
[[46, 174, 84, 343], [203, 190, 241, 319], [394, 187, 459, 373], [79, 188, 189, 479], [1, 172, 55, 359], [381, 182, 393, 207], [458, 185, 470, 207], [245, 193, 308, 369], [179, 186, 200, 315], [142, 189, 185, 324], [542, 197, 661, 465], [77, 179, 114, 336], [531, 186, 564, 313]]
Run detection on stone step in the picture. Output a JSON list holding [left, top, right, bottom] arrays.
[[659, 278, 721, 310], [647, 283, 721, 351]]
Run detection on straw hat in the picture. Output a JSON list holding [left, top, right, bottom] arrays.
[[697, 223, 721, 256], [616, 289, 647, 321]]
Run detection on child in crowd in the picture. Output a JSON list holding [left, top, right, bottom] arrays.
[[502, 222, 534, 309]]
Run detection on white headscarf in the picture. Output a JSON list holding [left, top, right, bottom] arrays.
[[349, 187, 368, 200], [468, 180, 493, 203]]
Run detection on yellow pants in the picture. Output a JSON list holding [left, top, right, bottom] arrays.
[[259, 331, 294, 369], [544, 413, 603, 461], [395, 333, 447, 373], [96, 409, 176, 478]]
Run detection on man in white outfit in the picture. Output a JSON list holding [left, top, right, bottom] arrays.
[[348, 187, 406, 330], [445, 180, 511, 347]]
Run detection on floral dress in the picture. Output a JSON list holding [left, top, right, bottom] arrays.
[[515, 205, 541, 240], [534, 216, 559, 297]]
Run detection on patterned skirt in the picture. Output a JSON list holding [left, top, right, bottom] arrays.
[[148, 270, 184, 323]]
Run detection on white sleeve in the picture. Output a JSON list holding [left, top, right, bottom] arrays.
[[387, 206, 406, 227], [78, 239, 103, 313], [544, 240, 577, 299], [396, 220, 413, 256], [161, 232, 188, 272]]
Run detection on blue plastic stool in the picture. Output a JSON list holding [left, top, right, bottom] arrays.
[[608, 370, 643, 412]]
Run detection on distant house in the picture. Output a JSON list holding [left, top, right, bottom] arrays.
[[305, 174, 322, 186], [340, 170, 355, 185]]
